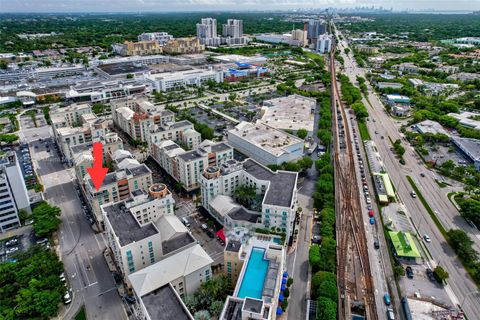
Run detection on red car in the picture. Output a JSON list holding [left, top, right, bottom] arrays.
[[369, 210, 374, 217]]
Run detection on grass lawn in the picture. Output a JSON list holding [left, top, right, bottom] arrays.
[[358, 121, 371, 140], [75, 307, 86, 320]]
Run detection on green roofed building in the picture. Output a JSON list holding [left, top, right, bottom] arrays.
[[388, 231, 421, 258]]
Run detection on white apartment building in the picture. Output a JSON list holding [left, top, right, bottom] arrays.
[[148, 120, 201, 151], [227, 122, 304, 166], [316, 34, 332, 53], [0, 152, 31, 232], [72, 132, 124, 181], [145, 68, 223, 92], [196, 18, 221, 47], [221, 19, 248, 45], [54, 113, 109, 163], [51, 103, 93, 130], [137, 32, 174, 45], [84, 164, 153, 225], [200, 159, 298, 238], [129, 244, 212, 320], [151, 140, 234, 191], [102, 184, 181, 276], [111, 96, 175, 142], [220, 237, 286, 320]]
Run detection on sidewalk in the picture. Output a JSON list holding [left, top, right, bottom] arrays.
[[0, 225, 33, 241]]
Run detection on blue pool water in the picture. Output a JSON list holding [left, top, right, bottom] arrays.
[[237, 247, 269, 299]]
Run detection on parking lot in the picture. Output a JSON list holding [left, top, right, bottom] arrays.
[[188, 107, 236, 138], [424, 144, 471, 167], [0, 226, 48, 262]]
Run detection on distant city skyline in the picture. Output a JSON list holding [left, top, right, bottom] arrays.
[[2, 0, 480, 13]]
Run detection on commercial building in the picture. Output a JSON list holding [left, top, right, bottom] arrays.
[[447, 72, 480, 82], [376, 82, 403, 89], [260, 94, 316, 134], [305, 19, 326, 44], [355, 45, 379, 54], [84, 163, 153, 225], [163, 38, 205, 55], [111, 96, 175, 142], [213, 54, 268, 66], [0, 65, 86, 83], [112, 41, 163, 56], [451, 137, 480, 171], [316, 34, 332, 53], [386, 94, 411, 104], [200, 159, 298, 238], [290, 29, 308, 47], [151, 140, 234, 192], [65, 79, 148, 104], [145, 68, 223, 92], [0, 152, 31, 232], [227, 122, 304, 166], [388, 231, 421, 259], [220, 237, 286, 320], [223, 64, 269, 82], [413, 120, 450, 136], [448, 111, 480, 131], [196, 18, 221, 47], [137, 32, 174, 45]]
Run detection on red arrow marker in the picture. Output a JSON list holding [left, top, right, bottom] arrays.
[[87, 142, 108, 191]]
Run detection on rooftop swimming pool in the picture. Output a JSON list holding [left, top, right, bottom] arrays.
[[237, 247, 269, 299]]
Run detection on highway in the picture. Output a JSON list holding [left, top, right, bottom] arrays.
[[334, 28, 480, 318], [19, 119, 127, 320]]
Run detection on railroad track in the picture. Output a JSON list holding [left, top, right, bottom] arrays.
[[330, 43, 378, 320]]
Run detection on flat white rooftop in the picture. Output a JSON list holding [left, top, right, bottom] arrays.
[[260, 94, 316, 133], [228, 121, 304, 157]]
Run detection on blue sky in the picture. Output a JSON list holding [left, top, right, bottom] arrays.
[[2, 0, 479, 12]]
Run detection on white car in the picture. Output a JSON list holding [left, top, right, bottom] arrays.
[[64, 291, 72, 304], [6, 247, 19, 254], [366, 197, 371, 204], [423, 235, 431, 243]]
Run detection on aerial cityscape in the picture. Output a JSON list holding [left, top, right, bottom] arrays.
[[0, 3, 480, 320]]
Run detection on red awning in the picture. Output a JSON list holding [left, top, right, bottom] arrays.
[[216, 228, 225, 242]]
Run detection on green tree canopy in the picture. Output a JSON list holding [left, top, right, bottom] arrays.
[[31, 201, 62, 237], [296, 128, 308, 139]]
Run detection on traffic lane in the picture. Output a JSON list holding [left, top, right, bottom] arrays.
[[31, 138, 127, 319], [287, 209, 311, 320], [366, 91, 480, 250], [188, 215, 225, 263], [339, 35, 480, 317]]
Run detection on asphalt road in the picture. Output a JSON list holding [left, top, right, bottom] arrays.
[[20, 123, 127, 320], [285, 91, 320, 320], [335, 32, 480, 318]]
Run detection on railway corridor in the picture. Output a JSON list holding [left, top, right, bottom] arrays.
[[330, 48, 378, 320]]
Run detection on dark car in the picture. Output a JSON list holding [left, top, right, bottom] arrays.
[[206, 230, 215, 239], [124, 295, 136, 304], [426, 268, 435, 282], [420, 173, 425, 177], [406, 266, 414, 279]]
